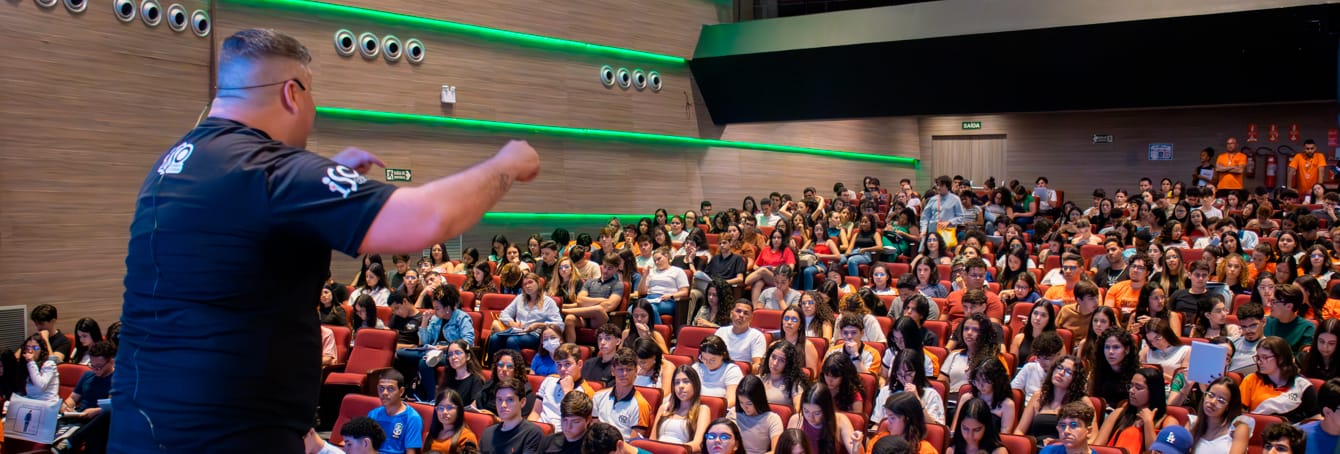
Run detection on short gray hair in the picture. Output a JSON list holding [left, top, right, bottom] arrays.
[[217, 29, 310, 88]]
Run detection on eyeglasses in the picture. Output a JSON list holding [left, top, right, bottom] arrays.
[[448, 350, 467, 357], [705, 433, 734, 442], [1054, 366, 1075, 377], [1056, 421, 1085, 432], [1061, 266, 1079, 271], [802, 300, 816, 306], [217, 78, 307, 91], [437, 404, 457, 412], [377, 385, 401, 393], [782, 316, 800, 323], [1129, 265, 1147, 271], [1255, 354, 1275, 362], [25, 345, 41, 352], [1206, 394, 1230, 407], [496, 363, 515, 370], [404, 275, 418, 280]]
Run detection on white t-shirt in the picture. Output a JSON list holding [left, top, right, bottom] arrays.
[[1011, 361, 1047, 404], [940, 351, 971, 390], [645, 265, 689, 298], [1191, 415, 1254, 454], [870, 387, 944, 425], [862, 314, 887, 343], [694, 362, 744, 398], [715, 326, 767, 363]]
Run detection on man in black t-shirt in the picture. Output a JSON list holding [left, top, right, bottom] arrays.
[[688, 236, 747, 312], [112, 29, 539, 452], [482, 378, 545, 454], [1169, 260, 1215, 336], [15, 304, 72, 363], [544, 390, 593, 454]]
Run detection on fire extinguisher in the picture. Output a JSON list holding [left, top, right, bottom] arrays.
[[1265, 153, 1278, 188], [1245, 147, 1257, 178]]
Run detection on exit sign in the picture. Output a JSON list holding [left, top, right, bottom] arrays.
[[385, 168, 412, 182], [961, 121, 982, 130]]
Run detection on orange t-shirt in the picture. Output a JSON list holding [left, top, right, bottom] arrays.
[[1217, 151, 1247, 190], [1044, 284, 1076, 305], [1104, 281, 1141, 310], [1322, 298, 1340, 320], [427, 427, 478, 453], [1290, 152, 1328, 192]]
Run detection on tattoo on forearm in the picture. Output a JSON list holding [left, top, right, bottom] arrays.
[[497, 172, 513, 193]]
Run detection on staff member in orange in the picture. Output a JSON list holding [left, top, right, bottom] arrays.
[[111, 28, 540, 452], [1215, 137, 1247, 198], [1288, 139, 1327, 195]]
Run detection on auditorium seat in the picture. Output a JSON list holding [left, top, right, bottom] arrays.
[[631, 439, 690, 454], [673, 326, 717, 357], [324, 328, 397, 392], [58, 363, 91, 399], [328, 394, 380, 446]]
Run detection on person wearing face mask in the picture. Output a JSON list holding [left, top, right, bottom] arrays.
[[531, 324, 565, 377]]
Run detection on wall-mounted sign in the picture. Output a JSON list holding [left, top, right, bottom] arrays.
[[1092, 134, 1114, 144], [1328, 128, 1338, 147], [1247, 124, 1259, 142], [1268, 124, 1279, 142], [1288, 123, 1300, 142], [961, 121, 982, 130], [385, 168, 412, 182], [1148, 143, 1174, 161]]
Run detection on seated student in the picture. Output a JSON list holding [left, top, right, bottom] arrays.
[[1299, 378, 1340, 454], [944, 289, 1006, 352], [475, 349, 535, 418], [532, 324, 564, 377], [483, 377, 547, 454], [947, 397, 1009, 454], [713, 299, 767, 372], [787, 384, 862, 454], [756, 264, 802, 311], [544, 392, 594, 454], [693, 335, 746, 408], [369, 370, 424, 454], [1241, 336, 1319, 422], [531, 343, 597, 427], [1230, 303, 1267, 374], [408, 285, 477, 401], [426, 388, 477, 454], [1261, 422, 1307, 454], [591, 348, 652, 439], [1011, 332, 1064, 402], [825, 313, 882, 375], [1038, 401, 1097, 454], [584, 324, 623, 387], [1264, 284, 1316, 356], [340, 417, 390, 454], [51, 341, 116, 454], [1095, 368, 1171, 454], [13, 304, 72, 362], [563, 256, 624, 344], [1056, 280, 1101, 341], [1044, 253, 1086, 306], [581, 422, 653, 454], [1170, 260, 1216, 337]]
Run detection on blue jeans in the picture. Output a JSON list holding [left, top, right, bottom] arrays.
[[648, 298, 676, 324], [488, 331, 540, 357], [394, 348, 439, 402], [846, 252, 873, 276], [800, 264, 825, 290]]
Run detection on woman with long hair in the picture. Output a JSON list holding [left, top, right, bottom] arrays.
[[319, 282, 350, 327], [1241, 336, 1319, 422], [1191, 295, 1240, 339], [798, 291, 834, 341], [820, 351, 863, 414], [1302, 318, 1340, 379], [1139, 318, 1190, 382], [545, 257, 583, 305], [473, 348, 533, 417], [1303, 245, 1336, 286], [529, 324, 563, 377], [487, 272, 561, 356], [68, 317, 104, 366], [1010, 300, 1057, 363], [746, 227, 798, 303], [883, 316, 941, 381], [426, 388, 478, 453], [774, 305, 818, 377], [1014, 355, 1094, 446], [349, 294, 385, 336], [621, 299, 669, 353], [1095, 367, 1170, 453], [870, 391, 933, 454], [911, 256, 949, 298], [1217, 253, 1254, 295], [1089, 327, 1139, 408], [787, 384, 862, 454], [632, 337, 675, 396], [947, 398, 1008, 454], [1190, 376, 1252, 454], [939, 313, 1000, 393], [953, 357, 1017, 433], [1075, 306, 1119, 361], [728, 375, 786, 454], [430, 242, 459, 274], [1275, 255, 1301, 286], [17, 333, 59, 402], [461, 261, 496, 296], [770, 429, 812, 454], [1152, 247, 1189, 294], [694, 335, 745, 408], [702, 418, 748, 454], [654, 365, 712, 450], [873, 350, 945, 426], [350, 262, 391, 306], [757, 340, 808, 410], [693, 278, 733, 329], [440, 339, 485, 409], [1128, 285, 1179, 335], [1277, 230, 1304, 263]]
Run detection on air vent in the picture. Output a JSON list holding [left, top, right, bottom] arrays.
[[0, 306, 28, 351]]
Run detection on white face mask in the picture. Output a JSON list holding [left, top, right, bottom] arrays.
[[542, 338, 560, 354]]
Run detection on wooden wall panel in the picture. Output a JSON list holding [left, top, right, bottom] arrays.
[[0, 0, 212, 328], [919, 102, 1339, 197], [318, 0, 724, 58], [216, 5, 705, 137]]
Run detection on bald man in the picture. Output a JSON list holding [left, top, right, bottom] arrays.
[[111, 28, 539, 452]]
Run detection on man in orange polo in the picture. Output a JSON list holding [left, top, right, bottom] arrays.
[[1215, 137, 1247, 197], [1289, 139, 1327, 194]]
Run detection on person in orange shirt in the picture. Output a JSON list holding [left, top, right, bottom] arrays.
[[1215, 137, 1247, 196], [1288, 139, 1328, 194], [1044, 253, 1085, 305], [1105, 253, 1151, 312]]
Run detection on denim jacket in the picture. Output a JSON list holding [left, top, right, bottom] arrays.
[[418, 309, 475, 347]]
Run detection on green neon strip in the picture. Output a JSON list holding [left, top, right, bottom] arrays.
[[225, 0, 687, 66], [316, 106, 919, 166], [482, 212, 644, 223]]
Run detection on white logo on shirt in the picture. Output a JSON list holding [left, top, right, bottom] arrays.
[[323, 165, 366, 198], [157, 142, 194, 175]]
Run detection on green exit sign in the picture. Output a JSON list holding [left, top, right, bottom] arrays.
[[962, 121, 983, 130], [385, 168, 412, 182]]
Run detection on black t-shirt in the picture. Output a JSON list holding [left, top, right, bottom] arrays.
[[704, 253, 746, 282], [390, 314, 421, 346], [114, 118, 395, 450], [543, 432, 584, 454], [1170, 289, 1214, 335], [582, 355, 615, 387], [21, 329, 74, 361], [481, 420, 546, 454]]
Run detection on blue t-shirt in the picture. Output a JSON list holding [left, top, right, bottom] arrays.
[[532, 354, 558, 376], [369, 405, 425, 454], [1300, 421, 1339, 454], [111, 117, 397, 451], [73, 370, 113, 411]]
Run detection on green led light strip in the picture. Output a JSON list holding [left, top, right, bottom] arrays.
[[316, 106, 919, 166], [482, 212, 644, 223], [225, 0, 687, 66]]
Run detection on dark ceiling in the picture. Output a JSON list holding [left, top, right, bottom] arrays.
[[757, 0, 940, 19], [692, 4, 1340, 124]]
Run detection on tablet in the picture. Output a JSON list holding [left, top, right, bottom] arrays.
[[1188, 341, 1230, 384]]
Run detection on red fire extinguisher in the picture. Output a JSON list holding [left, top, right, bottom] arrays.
[[1264, 153, 1278, 188], [1245, 147, 1256, 178]]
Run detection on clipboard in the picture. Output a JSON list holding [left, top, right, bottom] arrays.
[[1188, 341, 1229, 384]]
